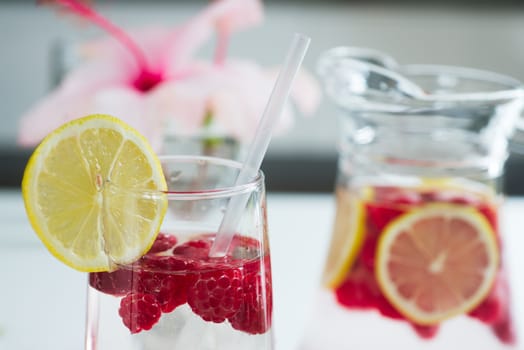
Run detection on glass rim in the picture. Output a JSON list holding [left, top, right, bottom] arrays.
[[162, 155, 264, 200], [318, 46, 524, 103], [108, 155, 264, 201], [400, 64, 523, 101]]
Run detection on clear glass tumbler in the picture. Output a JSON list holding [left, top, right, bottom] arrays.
[[84, 155, 273, 350], [299, 47, 523, 349]]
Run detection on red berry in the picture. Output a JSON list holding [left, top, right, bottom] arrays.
[[136, 256, 196, 313], [468, 296, 503, 325], [376, 295, 404, 320], [89, 268, 135, 296], [468, 274, 507, 324], [362, 202, 404, 270], [147, 233, 178, 254], [136, 270, 192, 313], [359, 233, 379, 269], [335, 262, 378, 309], [477, 203, 498, 231], [173, 238, 212, 261], [492, 313, 516, 345], [411, 323, 439, 339], [118, 293, 161, 334], [335, 278, 376, 309], [469, 286, 506, 324], [139, 254, 196, 272], [187, 266, 244, 323], [366, 203, 405, 232], [156, 275, 193, 313], [229, 235, 263, 259], [228, 261, 273, 335], [89, 234, 181, 297]]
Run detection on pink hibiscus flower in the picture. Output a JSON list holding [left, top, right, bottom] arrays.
[[18, 0, 320, 152]]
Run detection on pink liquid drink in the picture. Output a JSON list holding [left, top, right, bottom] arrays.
[[300, 183, 516, 349], [84, 156, 274, 350], [299, 47, 523, 349]]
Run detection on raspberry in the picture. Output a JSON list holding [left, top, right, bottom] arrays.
[[118, 293, 161, 334], [229, 235, 263, 260], [89, 233, 179, 297], [173, 238, 212, 261], [411, 323, 439, 339], [187, 266, 244, 323], [89, 268, 135, 296], [362, 203, 405, 270], [335, 262, 378, 309], [366, 203, 406, 233], [156, 275, 193, 313], [492, 315, 516, 345], [335, 277, 376, 309], [135, 270, 191, 313], [228, 261, 273, 335], [477, 203, 502, 248], [359, 233, 379, 269], [376, 295, 403, 320], [469, 286, 504, 324], [139, 254, 196, 272], [137, 256, 196, 313], [173, 234, 263, 261], [147, 233, 178, 254], [469, 269, 509, 325]]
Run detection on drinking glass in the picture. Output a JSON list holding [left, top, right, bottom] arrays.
[[299, 47, 522, 349], [85, 155, 273, 350]]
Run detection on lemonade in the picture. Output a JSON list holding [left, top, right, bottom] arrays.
[[300, 182, 516, 349], [22, 115, 274, 349], [86, 232, 273, 349], [312, 46, 524, 349], [80, 153, 274, 349]]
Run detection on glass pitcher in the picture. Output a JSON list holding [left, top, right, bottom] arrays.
[[300, 47, 522, 349]]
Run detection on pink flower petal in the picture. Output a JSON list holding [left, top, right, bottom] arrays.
[[60, 60, 135, 94], [91, 87, 143, 127], [74, 0, 263, 75], [18, 0, 314, 151], [208, 89, 251, 140], [79, 26, 176, 75], [153, 60, 295, 143], [92, 87, 174, 152], [162, 0, 263, 75], [202, 0, 264, 33], [149, 79, 210, 137], [211, 61, 295, 140], [289, 68, 322, 116], [18, 60, 136, 147], [18, 90, 92, 146], [265, 67, 322, 116]]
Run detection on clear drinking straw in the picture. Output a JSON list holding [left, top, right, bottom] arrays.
[[209, 33, 311, 257]]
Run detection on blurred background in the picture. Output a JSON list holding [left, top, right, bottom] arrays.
[[3, 0, 524, 193]]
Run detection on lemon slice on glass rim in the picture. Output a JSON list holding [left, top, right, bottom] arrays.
[[22, 114, 168, 272], [375, 203, 499, 325]]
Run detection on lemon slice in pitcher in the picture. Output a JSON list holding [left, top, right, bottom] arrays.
[[375, 203, 499, 324], [22, 114, 168, 272], [323, 188, 366, 288]]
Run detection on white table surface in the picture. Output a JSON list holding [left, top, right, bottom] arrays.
[[0, 189, 522, 350]]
